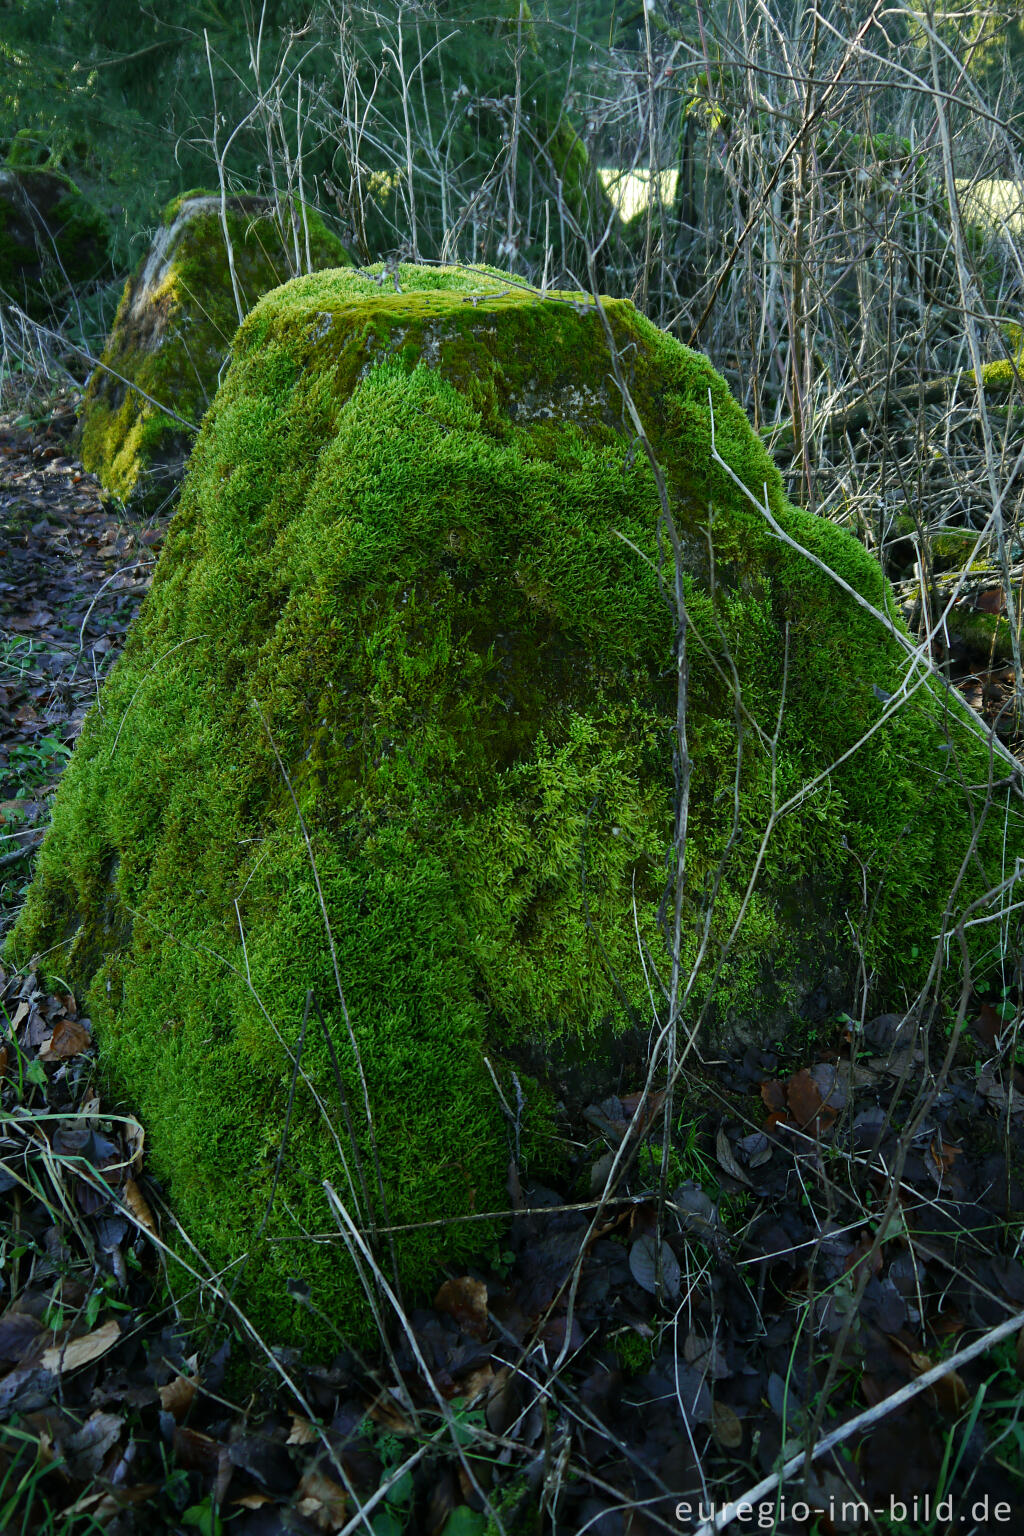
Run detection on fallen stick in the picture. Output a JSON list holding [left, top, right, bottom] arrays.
[[693, 1302, 1024, 1534]]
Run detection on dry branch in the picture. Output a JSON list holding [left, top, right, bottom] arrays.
[[771, 358, 1024, 461]]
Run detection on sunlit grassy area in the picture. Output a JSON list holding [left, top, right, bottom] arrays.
[[597, 166, 679, 222], [957, 177, 1024, 235]]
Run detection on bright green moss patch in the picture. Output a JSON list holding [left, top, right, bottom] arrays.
[[77, 193, 351, 507], [10, 265, 1023, 1347]]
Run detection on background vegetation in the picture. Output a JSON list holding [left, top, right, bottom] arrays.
[[3, 3, 1024, 1533], [5, 0, 1024, 584]]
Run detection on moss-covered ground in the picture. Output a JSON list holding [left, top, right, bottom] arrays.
[[77, 193, 350, 506], [8, 264, 1023, 1346]]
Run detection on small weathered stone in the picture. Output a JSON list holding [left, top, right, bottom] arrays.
[[77, 192, 351, 509]]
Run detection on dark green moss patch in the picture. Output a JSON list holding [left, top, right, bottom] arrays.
[[0, 166, 111, 316], [10, 265, 1023, 1347]]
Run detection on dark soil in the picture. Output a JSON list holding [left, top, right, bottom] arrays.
[[0, 401, 163, 935]]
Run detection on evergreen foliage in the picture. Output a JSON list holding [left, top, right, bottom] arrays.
[[0, 0, 617, 277]]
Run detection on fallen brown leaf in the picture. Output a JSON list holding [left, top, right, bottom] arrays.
[[287, 1413, 319, 1446], [457, 1363, 495, 1404], [297, 1469, 348, 1533], [42, 1317, 121, 1373], [711, 1400, 743, 1448], [906, 1350, 971, 1416], [619, 1088, 667, 1136], [930, 1308, 966, 1340], [67, 1486, 161, 1522], [64, 1410, 122, 1479], [930, 1368, 971, 1416], [785, 1068, 837, 1133], [716, 1126, 752, 1187], [425, 1468, 459, 1536], [684, 1332, 730, 1380], [0, 1311, 44, 1366], [368, 1393, 416, 1436], [760, 1079, 787, 1116], [484, 1366, 519, 1436], [928, 1136, 961, 1176], [123, 1177, 156, 1234], [974, 1001, 1004, 1049], [974, 587, 1006, 614], [434, 1276, 488, 1340], [123, 1115, 145, 1169], [844, 1232, 883, 1284], [172, 1426, 222, 1475], [7, 609, 54, 632], [158, 1372, 198, 1422], [38, 1016, 90, 1062]]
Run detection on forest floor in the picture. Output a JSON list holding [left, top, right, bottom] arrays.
[[1, 405, 1024, 1536]]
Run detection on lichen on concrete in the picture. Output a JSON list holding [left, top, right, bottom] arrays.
[[77, 192, 351, 508], [9, 264, 1023, 1346]]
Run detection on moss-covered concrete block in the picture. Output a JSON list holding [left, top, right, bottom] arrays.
[[0, 166, 111, 316], [9, 265, 1022, 1345], [77, 193, 351, 509]]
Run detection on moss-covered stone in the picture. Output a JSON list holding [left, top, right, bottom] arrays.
[[0, 166, 111, 316], [9, 265, 1023, 1347], [924, 567, 1019, 666], [77, 193, 351, 509]]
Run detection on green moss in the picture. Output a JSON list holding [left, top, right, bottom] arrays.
[[78, 192, 352, 507], [542, 117, 612, 240], [482, 1479, 542, 1536], [944, 608, 1016, 663], [613, 1329, 655, 1375], [980, 355, 1023, 390], [9, 265, 1023, 1349], [5, 129, 55, 169], [0, 166, 110, 316], [929, 528, 981, 571]]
